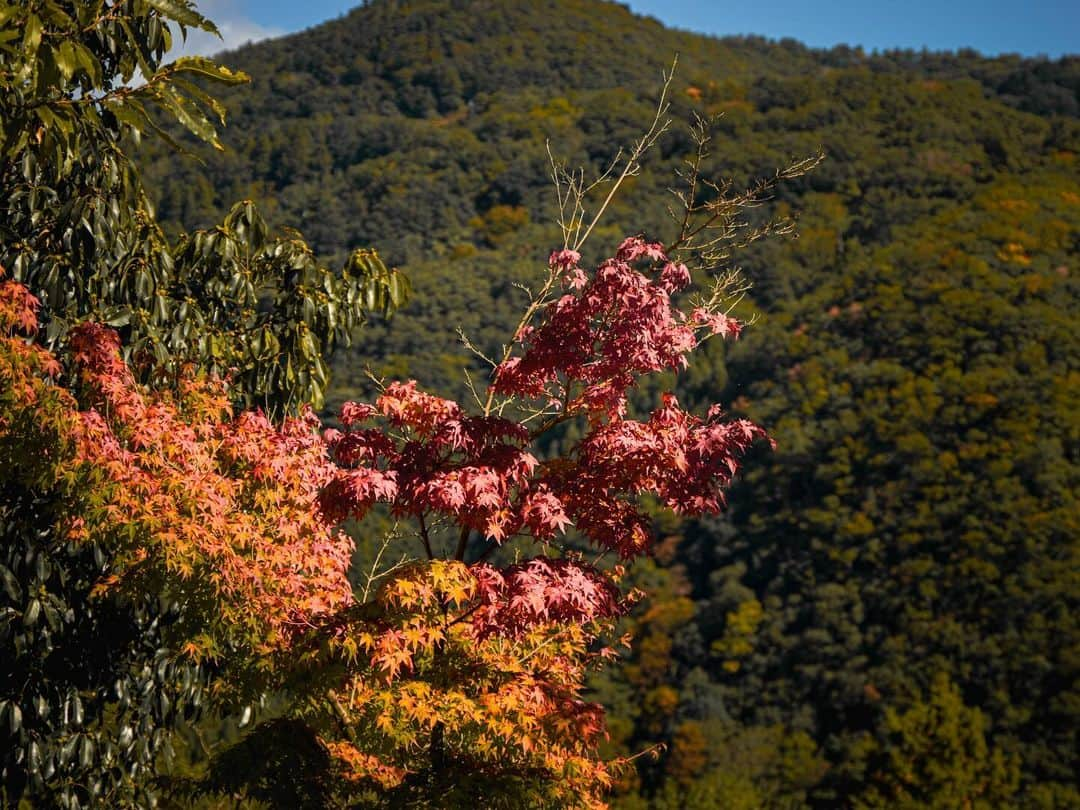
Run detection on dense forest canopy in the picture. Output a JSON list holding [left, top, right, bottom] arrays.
[[2, 0, 1075, 806]]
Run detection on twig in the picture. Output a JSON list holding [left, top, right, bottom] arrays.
[[573, 58, 676, 251], [457, 327, 498, 368]]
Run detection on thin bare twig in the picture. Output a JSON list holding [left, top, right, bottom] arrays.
[[457, 326, 498, 368], [573, 58, 676, 251], [666, 114, 824, 273]]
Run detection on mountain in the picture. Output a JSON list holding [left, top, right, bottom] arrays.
[[146, 0, 1078, 265], [142, 1, 1080, 806]]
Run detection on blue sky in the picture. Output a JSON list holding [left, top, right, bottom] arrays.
[[184, 0, 1078, 58]]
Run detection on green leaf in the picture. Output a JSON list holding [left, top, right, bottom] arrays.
[[71, 41, 102, 86], [156, 83, 222, 149], [0, 564, 22, 602], [116, 17, 154, 81], [389, 270, 412, 309], [59, 736, 77, 766], [67, 693, 84, 728], [39, 2, 76, 31], [78, 735, 94, 768], [146, 0, 220, 37], [56, 40, 76, 81], [107, 94, 187, 153], [23, 598, 41, 628], [169, 75, 227, 124], [104, 96, 150, 132], [8, 702, 22, 734], [170, 55, 249, 86], [27, 741, 41, 774], [22, 13, 42, 58]]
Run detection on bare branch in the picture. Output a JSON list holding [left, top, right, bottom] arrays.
[[457, 327, 498, 368], [665, 117, 824, 275], [462, 367, 486, 410], [572, 57, 677, 251]]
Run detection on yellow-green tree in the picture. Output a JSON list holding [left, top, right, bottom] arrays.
[[856, 673, 1019, 809]]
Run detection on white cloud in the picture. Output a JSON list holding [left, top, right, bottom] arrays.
[[169, 0, 285, 57]]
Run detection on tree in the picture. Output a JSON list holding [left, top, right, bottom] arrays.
[[1, 232, 776, 807], [855, 674, 1019, 809], [0, 2, 406, 805], [291, 233, 771, 807], [0, 0, 408, 414]]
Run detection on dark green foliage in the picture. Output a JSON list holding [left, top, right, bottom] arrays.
[[1, 0, 409, 413], [182, 719, 335, 809], [853, 673, 1019, 809], [706, 166, 1080, 806], [0, 520, 206, 807]]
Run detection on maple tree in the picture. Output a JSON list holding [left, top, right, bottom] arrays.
[[287, 234, 769, 806], [1, 232, 773, 808], [0, 269, 358, 804]]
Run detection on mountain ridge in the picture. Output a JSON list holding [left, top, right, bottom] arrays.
[[150, 0, 1078, 263]]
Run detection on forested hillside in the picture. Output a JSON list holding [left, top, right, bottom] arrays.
[[142, 0, 1079, 806]]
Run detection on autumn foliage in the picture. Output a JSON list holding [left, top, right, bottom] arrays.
[[1, 233, 767, 807], [66, 322, 356, 672]]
